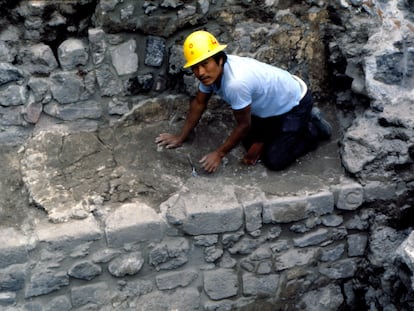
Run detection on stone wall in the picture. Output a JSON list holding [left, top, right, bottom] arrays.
[[0, 0, 333, 145], [0, 176, 399, 310], [1, 0, 414, 310]]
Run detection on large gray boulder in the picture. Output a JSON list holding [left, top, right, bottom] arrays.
[[19, 43, 58, 75], [57, 39, 89, 71]]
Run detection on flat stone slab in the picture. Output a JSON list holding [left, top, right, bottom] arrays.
[[105, 202, 165, 247], [165, 179, 244, 235], [35, 216, 102, 247]]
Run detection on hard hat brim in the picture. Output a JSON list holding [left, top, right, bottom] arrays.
[[183, 44, 227, 69]]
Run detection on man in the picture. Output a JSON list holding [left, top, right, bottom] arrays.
[[155, 30, 332, 173]]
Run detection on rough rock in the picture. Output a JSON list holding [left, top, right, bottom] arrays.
[[204, 246, 224, 263], [50, 72, 84, 104], [155, 269, 198, 290], [0, 63, 24, 86], [19, 43, 58, 75], [275, 247, 319, 271], [110, 39, 138, 75], [25, 270, 69, 298], [70, 282, 110, 308], [368, 226, 406, 267], [320, 243, 345, 262], [88, 28, 107, 65], [242, 273, 279, 297], [293, 228, 329, 247], [228, 237, 262, 255], [57, 39, 89, 71], [145, 36, 165, 67], [108, 252, 144, 277], [149, 237, 191, 270], [68, 261, 102, 280], [95, 64, 123, 96], [193, 234, 218, 247], [319, 258, 358, 279], [0, 85, 26, 107], [43, 100, 102, 121], [298, 284, 344, 311], [129, 287, 200, 311], [347, 233, 368, 257], [204, 269, 238, 300], [27, 77, 52, 104], [24, 99, 43, 124]]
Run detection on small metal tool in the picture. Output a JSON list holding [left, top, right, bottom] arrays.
[[186, 154, 198, 177]]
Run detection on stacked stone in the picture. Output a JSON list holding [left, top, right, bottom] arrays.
[[0, 0, 413, 310], [0, 28, 169, 131], [0, 178, 398, 310], [0, 0, 330, 144], [328, 0, 414, 186], [0, 8, 171, 145]]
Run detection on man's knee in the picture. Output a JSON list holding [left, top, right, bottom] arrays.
[[262, 152, 292, 171], [261, 133, 308, 170]]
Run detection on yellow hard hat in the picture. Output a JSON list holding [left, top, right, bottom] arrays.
[[183, 30, 227, 68]]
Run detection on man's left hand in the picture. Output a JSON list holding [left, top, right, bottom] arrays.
[[199, 151, 222, 173]]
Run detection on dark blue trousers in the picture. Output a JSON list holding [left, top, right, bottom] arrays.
[[242, 90, 319, 171]]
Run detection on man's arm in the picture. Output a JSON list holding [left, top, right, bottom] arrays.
[[155, 90, 211, 148], [200, 105, 251, 172]]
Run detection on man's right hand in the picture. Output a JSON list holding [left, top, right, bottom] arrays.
[[155, 133, 183, 149]]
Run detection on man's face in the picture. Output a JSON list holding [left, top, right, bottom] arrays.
[[191, 57, 223, 86]]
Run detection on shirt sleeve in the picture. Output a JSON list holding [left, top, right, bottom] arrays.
[[199, 82, 213, 93]]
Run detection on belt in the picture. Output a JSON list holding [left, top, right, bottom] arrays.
[[292, 75, 308, 100]]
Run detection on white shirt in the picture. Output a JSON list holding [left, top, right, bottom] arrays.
[[199, 55, 305, 118]]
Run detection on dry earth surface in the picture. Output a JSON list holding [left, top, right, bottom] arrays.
[[0, 102, 342, 226]]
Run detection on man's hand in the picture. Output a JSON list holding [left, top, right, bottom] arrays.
[[155, 133, 183, 149], [199, 151, 222, 173]]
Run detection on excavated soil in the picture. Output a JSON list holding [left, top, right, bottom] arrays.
[[0, 102, 343, 226]]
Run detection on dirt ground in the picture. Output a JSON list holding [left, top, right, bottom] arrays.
[[0, 102, 343, 226], [142, 105, 343, 197]]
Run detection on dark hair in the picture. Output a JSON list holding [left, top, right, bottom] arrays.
[[212, 51, 227, 66]]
